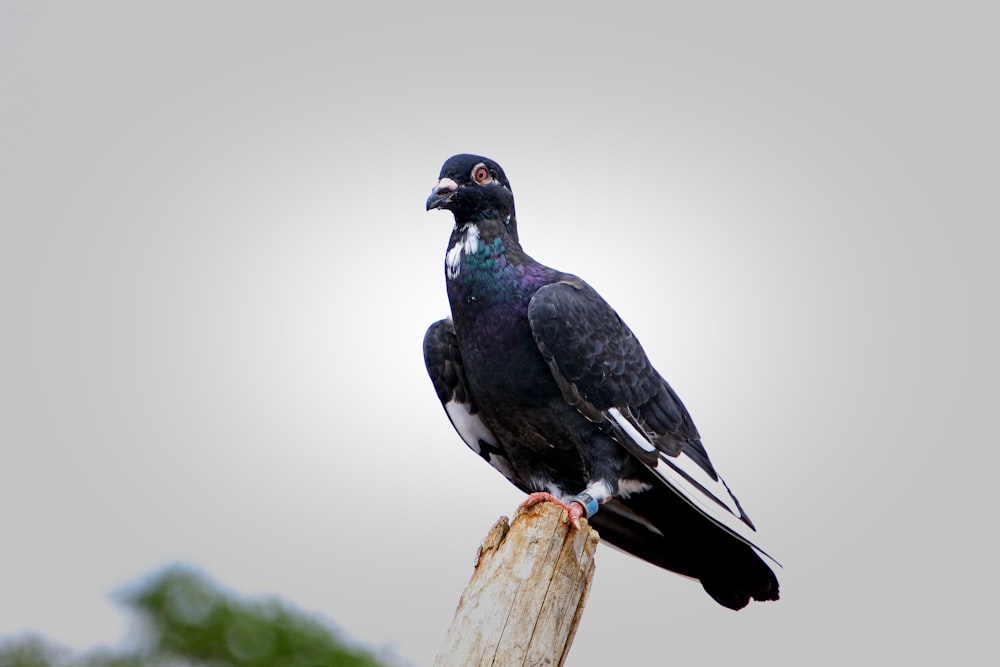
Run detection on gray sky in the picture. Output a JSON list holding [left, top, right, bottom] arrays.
[[2, 2, 996, 665]]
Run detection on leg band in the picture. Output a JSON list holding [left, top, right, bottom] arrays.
[[572, 492, 600, 518]]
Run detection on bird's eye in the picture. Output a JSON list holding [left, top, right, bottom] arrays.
[[472, 165, 491, 184]]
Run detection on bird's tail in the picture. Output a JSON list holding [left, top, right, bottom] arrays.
[[699, 551, 780, 610], [591, 490, 780, 610]]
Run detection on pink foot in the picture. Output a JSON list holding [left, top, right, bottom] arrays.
[[519, 492, 586, 528]]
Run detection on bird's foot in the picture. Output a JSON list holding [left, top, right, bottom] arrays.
[[520, 492, 586, 529]]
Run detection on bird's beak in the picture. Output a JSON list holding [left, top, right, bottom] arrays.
[[426, 177, 458, 211]]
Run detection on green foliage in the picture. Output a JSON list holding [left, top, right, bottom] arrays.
[[0, 637, 63, 667], [0, 567, 394, 667]]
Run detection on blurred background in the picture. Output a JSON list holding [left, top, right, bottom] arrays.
[[2, 2, 996, 665]]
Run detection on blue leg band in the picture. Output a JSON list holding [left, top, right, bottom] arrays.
[[573, 492, 600, 518]]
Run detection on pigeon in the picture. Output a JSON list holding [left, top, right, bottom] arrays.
[[423, 154, 779, 609]]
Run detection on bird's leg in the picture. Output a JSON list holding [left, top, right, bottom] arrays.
[[521, 491, 570, 510], [519, 492, 588, 528], [520, 490, 601, 529]]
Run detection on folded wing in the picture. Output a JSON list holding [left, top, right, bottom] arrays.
[[527, 279, 769, 553]]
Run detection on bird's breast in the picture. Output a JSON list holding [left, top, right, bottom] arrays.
[[444, 232, 560, 404]]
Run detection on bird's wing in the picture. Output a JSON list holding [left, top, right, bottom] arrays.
[[423, 318, 518, 484], [527, 279, 762, 546]]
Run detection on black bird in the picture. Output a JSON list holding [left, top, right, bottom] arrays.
[[423, 154, 779, 609]]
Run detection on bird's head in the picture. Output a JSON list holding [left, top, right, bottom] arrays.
[[427, 154, 517, 234]]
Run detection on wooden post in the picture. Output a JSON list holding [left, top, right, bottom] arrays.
[[433, 501, 600, 667]]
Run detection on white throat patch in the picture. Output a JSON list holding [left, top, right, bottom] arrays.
[[446, 223, 480, 279]]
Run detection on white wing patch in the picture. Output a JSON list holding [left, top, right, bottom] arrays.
[[444, 398, 494, 456], [661, 451, 741, 517], [655, 453, 760, 546], [608, 407, 657, 452], [443, 398, 516, 481], [606, 406, 765, 550]]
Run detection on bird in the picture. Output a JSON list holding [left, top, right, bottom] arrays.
[[422, 153, 779, 610]]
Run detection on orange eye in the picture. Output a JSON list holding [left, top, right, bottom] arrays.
[[472, 165, 491, 184]]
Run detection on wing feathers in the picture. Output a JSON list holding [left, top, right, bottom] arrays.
[[424, 319, 517, 484], [527, 280, 775, 558], [608, 407, 657, 453]]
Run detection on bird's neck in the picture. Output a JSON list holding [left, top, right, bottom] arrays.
[[444, 219, 550, 374], [444, 218, 526, 280], [445, 222, 485, 280], [443, 217, 548, 315]]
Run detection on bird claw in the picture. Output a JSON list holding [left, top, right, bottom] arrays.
[[519, 492, 586, 529]]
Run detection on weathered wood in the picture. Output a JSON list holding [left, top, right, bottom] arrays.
[[434, 502, 600, 667]]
